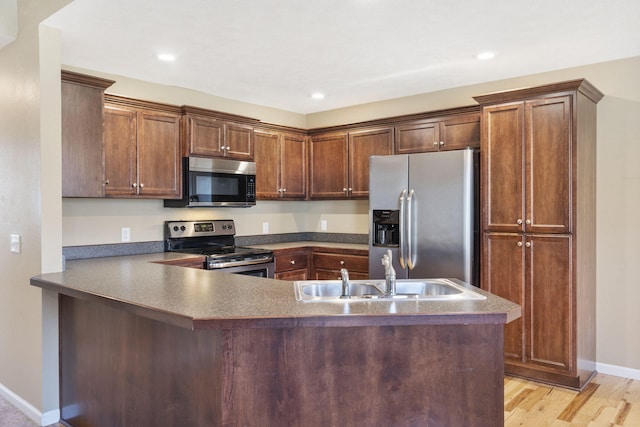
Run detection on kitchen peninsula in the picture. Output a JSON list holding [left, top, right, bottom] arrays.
[[32, 253, 520, 427]]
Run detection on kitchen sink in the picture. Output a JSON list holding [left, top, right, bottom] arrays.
[[294, 278, 486, 302]]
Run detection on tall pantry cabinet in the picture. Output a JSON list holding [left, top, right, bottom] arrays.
[[474, 80, 603, 390]]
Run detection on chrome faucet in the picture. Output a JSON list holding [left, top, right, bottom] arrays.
[[340, 268, 350, 298], [381, 250, 396, 297]]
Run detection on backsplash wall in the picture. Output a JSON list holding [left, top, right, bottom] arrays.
[[62, 198, 369, 246]]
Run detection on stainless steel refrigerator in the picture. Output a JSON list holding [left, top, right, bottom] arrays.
[[368, 148, 479, 285]]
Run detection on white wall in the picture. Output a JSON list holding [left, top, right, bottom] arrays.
[[0, 0, 70, 421]]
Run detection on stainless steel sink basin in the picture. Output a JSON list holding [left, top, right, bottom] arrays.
[[294, 278, 486, 302]]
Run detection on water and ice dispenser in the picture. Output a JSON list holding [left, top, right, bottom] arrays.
[[372, 210, 400, 247]]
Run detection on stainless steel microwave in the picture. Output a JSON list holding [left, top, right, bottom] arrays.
[[164, 157, 256, 208]]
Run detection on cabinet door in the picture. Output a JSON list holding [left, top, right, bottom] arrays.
[[526, 234, 572, 372], [309, 133, 349, 199], [225, 122, 254, 160], [104, 106, 137, 196], [186, 115, 224, 157], [348, 127, 394, 198], [395, 120, 439, 154], [439, 113, 481, 151], [274, 249, 309, 280], [482, 102, 524, 232], [482, 232, 525, 362], [61, 81, 105, 197], [525, 97, 572, 234], [255, 129, 280, 199], [137, 112, 181, 198], [280, 132, 307, 199]]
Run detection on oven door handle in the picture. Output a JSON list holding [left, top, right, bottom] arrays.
[[208, 257, 274, 269]]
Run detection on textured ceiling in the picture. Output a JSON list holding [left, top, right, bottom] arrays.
[[45, 0, 640, 114]]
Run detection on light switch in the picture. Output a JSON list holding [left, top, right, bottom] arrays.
[[121, 227, 131, 242], [10, 234, 21, 253], [262, 222, 269, 234]]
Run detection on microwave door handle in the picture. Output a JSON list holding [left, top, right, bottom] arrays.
[[399, 189, 407, 269], [407, 189, 415, 270]]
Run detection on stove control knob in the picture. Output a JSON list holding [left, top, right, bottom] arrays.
[[180, 226, 186, 231], [173, 226, 179, 232]]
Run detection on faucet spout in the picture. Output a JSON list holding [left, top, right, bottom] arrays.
[[340, 268, 350, 298], [381, 250, 396, 297]]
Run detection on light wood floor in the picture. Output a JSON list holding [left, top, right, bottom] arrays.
[[505, 374, 640, 426]]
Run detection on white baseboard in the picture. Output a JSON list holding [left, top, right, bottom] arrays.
[[0, 383, 59, 426], [42, 408, 61, 426], [596, 362, 640, 381]]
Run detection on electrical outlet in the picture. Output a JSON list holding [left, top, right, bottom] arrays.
[[321, 220, 327, 231], [10, 234, 21, 253], [121, 227, 131, 242], [262, 222, 269, 234]]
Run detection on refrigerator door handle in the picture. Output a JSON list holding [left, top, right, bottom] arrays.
[[407, 189, 415, 270], [398, 189, 407, 269]]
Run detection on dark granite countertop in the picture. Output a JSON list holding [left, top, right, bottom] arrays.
[[31, 252, 520, 330]]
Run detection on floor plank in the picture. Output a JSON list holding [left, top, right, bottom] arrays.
[[505, 374, 640, 427]]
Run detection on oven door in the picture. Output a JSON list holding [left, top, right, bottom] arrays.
[[209, 261, 275, 279]]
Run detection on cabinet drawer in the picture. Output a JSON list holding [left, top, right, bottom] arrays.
[[312, 252, 368, 273], [275, 252, 309, 273]]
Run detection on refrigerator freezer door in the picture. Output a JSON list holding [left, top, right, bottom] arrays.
[[407, 150, 475, 282], [369, 155, 409, 279]]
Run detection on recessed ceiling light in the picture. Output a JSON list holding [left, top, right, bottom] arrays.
[[311, 92, 325, 100], [476, 51, 495, 60], [157, 53, 176, 62]]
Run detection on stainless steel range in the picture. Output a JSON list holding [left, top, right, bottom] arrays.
[[164, 220, 274, 278]]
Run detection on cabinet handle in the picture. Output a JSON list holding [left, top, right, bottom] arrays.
[[343, 188, 348, 193], [525, 219, 531, 225], [516, 219, 523, 225], [340, 260, 345, 266], [282, 188, 287, 192], [132, 183, 138, 188], [433, 141, 439, 146], [104, 179, 110, 185], [439, 141, 444, 146], [139, 183, 144, 188], [517, 241, 523, 247], [290, 260, 296, 265], [525, 242, 531, 248]]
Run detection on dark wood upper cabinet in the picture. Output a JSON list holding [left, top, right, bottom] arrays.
[[184, 115, 224, 157], [182, 106, 258, 160], [309, 132, 349, 199], [310, 127, 393, 199], [395, 113, 480, 154], [255, 128, 307, 200], [61, 71, 114, 197], [103, 95, 182, 199], [348, 127, 394, 198]]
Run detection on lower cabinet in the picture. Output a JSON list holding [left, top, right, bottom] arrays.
[[483, 232, 576, 385], [274, 246, 369, 281], [312, 250, 368, 280], [274, 248, 310, 281]]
